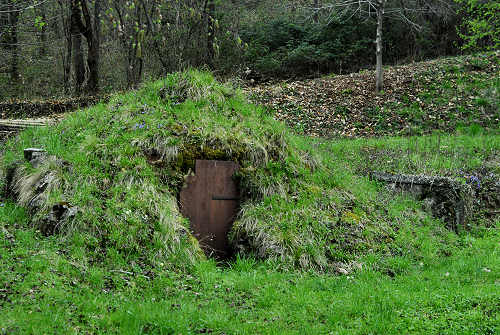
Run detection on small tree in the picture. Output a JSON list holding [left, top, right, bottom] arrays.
[[321, 0, 454, 93], [375, 0, 386, 93]]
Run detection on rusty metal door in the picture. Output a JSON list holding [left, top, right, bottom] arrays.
[[180, 160, 240, 258]]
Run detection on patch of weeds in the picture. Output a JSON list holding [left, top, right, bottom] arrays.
[[335, 105, 350, 117]]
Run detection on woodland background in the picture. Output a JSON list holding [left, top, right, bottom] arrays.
[[0, 0, 498, 99]]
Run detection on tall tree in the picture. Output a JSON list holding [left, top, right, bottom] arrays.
[[71, 1, 85, 93], [58, 0, 73, 93], [70, 0, 99, 93], [94, 0, 101, 88], [375, 0, 385, 93]]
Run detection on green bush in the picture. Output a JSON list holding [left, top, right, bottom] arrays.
[[455, 0, 500, 51], [239, 14, 460, 78]]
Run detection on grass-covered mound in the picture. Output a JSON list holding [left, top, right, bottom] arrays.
[[0, 70, 494, 271]]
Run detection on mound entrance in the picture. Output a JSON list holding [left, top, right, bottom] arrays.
[[180, 160, 240, 258]]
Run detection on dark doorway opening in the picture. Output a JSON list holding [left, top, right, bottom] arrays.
[[180, 160, 240, 259]]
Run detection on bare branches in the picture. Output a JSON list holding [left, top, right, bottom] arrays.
[[0, 0, 51, 13], [305, 0, 454, 27]]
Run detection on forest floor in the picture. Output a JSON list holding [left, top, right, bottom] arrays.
[[248, 51, 499, 137]]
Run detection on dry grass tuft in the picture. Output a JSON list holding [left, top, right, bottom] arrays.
[[12, 157, 65, 213]]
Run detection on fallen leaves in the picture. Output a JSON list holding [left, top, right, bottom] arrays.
[[248, 52, 500, 138], [0, 95, 109, 119]]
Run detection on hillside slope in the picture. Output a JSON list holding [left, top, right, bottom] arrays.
[[249, 52, 500, 137]]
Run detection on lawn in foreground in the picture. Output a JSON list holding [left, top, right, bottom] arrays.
[[1, 200, 497, 335]]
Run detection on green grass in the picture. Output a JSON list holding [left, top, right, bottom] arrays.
[[1, 201, 498, 334], [320, 131, 499, 176], [1, 67, 499, 334]]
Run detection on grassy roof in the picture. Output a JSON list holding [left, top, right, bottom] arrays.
[[1, 70, 494, 272]]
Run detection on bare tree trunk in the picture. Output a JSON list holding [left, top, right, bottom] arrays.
[[64, 34, 73, 93], [71, 1, 85, 94], [375, 0, 385, 93], [127, 45, 134, 88], [94, 0, 101, 83], [8, 7, 19, 84], [81, 0, 98, 93], [39, 2, 47, 57], [86, 39, 98, 93], [70, 0, 99, 93], [58, 0, 72, 93], [206, 0, 216, 66], [72, 33, 85, 94]]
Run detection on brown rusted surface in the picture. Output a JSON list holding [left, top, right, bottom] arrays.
[[180, 160, 240, 258]]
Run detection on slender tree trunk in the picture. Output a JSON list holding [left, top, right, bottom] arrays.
[[64, 34, 73, 93], [58, 0, 72, 93], [72, 33, 85, 94], [81, 0, 98, 93], [94, 0, 101, 81], [71, 0, 85, 94], [137, 57, 143, 87], [8, 8, 19, 84], [39, 2, 47, 57], [375, 0, 385, 93], [206, 0, 216, 66], [86, 36, 98, 93], [70, 0, 99, 93], [127, 45, 133, 88]]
